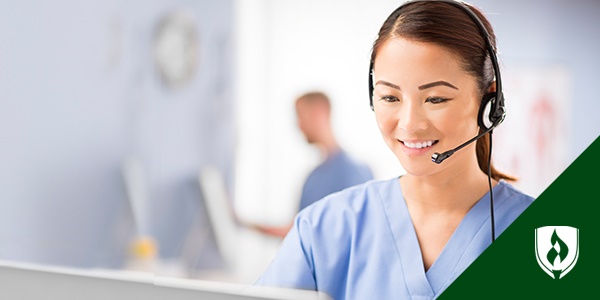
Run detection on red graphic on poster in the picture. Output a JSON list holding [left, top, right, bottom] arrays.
[[530, 92, 556, 180]]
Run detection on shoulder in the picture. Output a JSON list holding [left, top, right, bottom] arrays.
[[290, 178, 398, 269], [334, 150, 371, 170], [494, 181, 535, 230], [301, 178, 395, 212], [497, 181, 535, 209], [296, 178, 396, 229]]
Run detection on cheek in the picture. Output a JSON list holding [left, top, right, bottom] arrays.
[[297, 119, 305, 132], [374, 110, 398, 138], [299, 113, 312, 126], [436, 103, 480, 136]]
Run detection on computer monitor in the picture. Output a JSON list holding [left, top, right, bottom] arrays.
[[0, 260, 331, 300], [198, 165, 240, 270], [195, 166, 291, 284]]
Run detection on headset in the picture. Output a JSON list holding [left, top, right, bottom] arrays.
[[368, 0, 506, 242]]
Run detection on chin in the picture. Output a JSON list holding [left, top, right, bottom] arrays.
[[402, 164, 435, 177], [395, 153, 437, 177]]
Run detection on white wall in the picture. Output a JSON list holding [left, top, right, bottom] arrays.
[[0, 0, 236, 270]]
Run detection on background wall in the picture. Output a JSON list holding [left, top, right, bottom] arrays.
[[0, 0, 234, 272]]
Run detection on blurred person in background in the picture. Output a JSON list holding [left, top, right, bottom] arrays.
[[254, 91, 373, 238]]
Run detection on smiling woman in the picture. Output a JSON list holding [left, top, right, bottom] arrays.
[[254, 1, 534, 299], [372, 37, 483, 178]]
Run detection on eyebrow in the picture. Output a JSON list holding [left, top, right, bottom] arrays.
[[375, 80, 459, 91], [418, 81, 459, 90], [375, 80, 401, 90]]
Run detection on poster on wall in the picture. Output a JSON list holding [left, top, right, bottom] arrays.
[[493, 64, 571, 198]]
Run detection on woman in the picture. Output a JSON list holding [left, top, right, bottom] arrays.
[[255, 1, 533, 299]]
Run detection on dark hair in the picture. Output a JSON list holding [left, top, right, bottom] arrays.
[[371, 1, 515, 181]]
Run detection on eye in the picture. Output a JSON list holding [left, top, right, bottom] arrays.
[[379, 95, 399, 103], [426, 97, 450, 104]]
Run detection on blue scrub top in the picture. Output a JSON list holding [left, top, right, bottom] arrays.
[[299, 150, 373, 211], [256, 177, 534, 300]]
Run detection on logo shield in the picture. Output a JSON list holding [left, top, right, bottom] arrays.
[[535, 226, 579, 279]]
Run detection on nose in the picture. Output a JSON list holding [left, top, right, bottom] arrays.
[[398, 101, 428, 133]]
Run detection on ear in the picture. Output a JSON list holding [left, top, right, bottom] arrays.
[[487, 81, 497, 93]]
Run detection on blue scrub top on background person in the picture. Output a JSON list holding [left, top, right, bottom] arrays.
[[252, 92, 373, 239], [299, 149, 373, 211]]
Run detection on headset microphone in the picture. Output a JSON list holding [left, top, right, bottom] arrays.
[[431, 126, 494, 164]]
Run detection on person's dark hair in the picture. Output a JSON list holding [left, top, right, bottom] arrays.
[[371, 1, 515, 181]]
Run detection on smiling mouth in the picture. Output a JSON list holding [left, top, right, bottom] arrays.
[[399, 140, 439, 149]]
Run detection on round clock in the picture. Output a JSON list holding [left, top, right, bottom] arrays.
[[153, 10, 199, 89]]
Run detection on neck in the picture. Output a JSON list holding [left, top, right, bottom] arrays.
[[400, 154, 495, 214], [316, 129, 339, 159]]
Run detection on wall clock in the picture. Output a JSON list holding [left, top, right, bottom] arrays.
[[153, 11, 199, 89]]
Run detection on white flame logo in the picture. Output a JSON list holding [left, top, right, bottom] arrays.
[[535, 226, 579, 279]]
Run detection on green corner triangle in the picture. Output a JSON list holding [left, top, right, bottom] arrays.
[[439, 135, 600, 299]]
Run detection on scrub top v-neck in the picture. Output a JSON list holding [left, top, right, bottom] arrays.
[[256, 177, 533, 300]]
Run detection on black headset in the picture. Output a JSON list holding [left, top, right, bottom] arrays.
[[368, 0, 506, 132], [368, 0, 505, 242]]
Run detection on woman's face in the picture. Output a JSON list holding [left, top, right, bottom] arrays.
[[372, 37, 481, 177]]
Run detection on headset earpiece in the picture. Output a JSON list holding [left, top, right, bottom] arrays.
[[478, 92, 505, 131], [369, 61, 375, 111], [478, 93, 496, 130], [479, 93, 497, 130]]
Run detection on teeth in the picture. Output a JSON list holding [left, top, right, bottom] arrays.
[[403, 140, 435, 149]]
